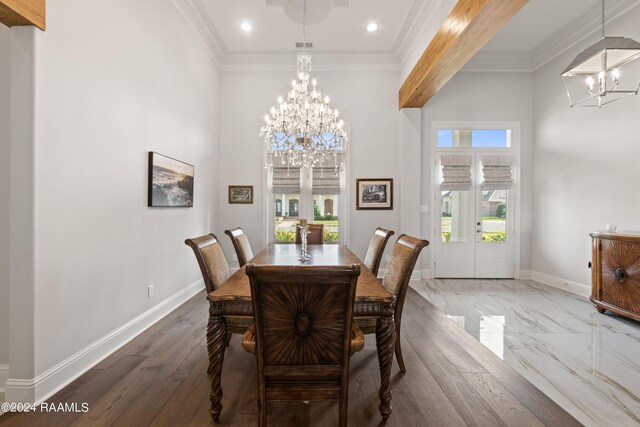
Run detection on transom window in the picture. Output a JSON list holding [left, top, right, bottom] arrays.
[[438, 129, 511, 148]]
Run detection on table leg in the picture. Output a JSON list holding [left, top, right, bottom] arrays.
[[207, 304, 227, 422], [375, 309, 396, 420]]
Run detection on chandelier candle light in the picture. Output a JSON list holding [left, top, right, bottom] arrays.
[[260, 0, 347, 171], [561, 0, 640, 108]]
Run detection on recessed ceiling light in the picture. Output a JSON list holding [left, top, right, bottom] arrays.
[[367, 23, 378, 32], [241, 22, 252, 32]]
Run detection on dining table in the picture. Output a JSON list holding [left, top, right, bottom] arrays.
[[205, 243, 397, 422]]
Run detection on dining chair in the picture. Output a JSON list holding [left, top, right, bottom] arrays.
[[363, 227, 395, 277], [242, 264, 364, 427], [184, 233, 235, 354], [224, 227, 254, 267], [356, 234, 429, 374], [295, 223, 324, 244], [184, 233, 231, 293]]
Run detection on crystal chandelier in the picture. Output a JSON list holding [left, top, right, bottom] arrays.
[[561, 0, 640, 108], [260, 0, 347, 170]]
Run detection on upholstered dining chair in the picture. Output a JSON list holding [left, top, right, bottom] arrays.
[[242, 264, 364, 427], [184, 233, 231, 293], [295, 223, 324, 244], [356, 234, 429, 374], [184, 233, 235, 355], [224, 227, 254, 267], [363, 227, 395, 277]]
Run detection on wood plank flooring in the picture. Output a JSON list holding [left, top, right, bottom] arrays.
[[0, 288, 581, 426]]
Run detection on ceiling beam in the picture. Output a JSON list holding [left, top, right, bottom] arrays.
[[0, 0, 45, 31], [399, 0, 527, 109]]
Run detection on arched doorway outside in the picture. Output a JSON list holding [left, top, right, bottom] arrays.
[[288, 199, 299, 217]]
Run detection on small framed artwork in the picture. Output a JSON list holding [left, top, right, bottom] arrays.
[[148, 152, 194, 207], [229, 185, 254, 204], [356, 178, 393, 210]]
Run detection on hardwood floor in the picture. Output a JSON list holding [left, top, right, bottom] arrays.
[[0, 288, 581, 426]]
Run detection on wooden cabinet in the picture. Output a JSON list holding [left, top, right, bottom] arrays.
[[590, 232, 640, 321]]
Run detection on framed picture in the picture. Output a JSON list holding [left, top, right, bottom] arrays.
[[356, 178, 393, 210], [229, 185, 254, 204], [148, 152, 194, 207]]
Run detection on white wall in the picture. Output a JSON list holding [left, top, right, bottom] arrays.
[[217, 69, 400, 266], [0, 24, 10, 373], [531, 6, 640, 288], [421, 71, 534, 271], [5, 0, 219, 397]]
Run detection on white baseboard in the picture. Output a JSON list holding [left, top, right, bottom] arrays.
[[4, 279, 204, 404], [0, 364, 8, 394], [529, 271, 590, 297], [518, 270, 532, 280], [421, 269, 434, 279]]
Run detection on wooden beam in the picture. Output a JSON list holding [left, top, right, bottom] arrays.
[[399, 0, 527, 109], [0, 0, 45, 31]]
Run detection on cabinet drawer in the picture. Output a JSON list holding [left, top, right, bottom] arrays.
[[600, 239, 640, 313]]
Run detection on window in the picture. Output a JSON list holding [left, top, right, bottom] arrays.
[[441, 191, 469, 242], [267, 135, 346, 245], [438, 129, 511, 148], [481, 190, 507, 242]]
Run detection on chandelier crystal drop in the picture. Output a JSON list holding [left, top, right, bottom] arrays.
[[260, 0, 347, 171]]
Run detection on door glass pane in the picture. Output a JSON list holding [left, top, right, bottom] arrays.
[[313, 195, 339, 244], [442, 191, 468, 242], [481, 190, 507, 242], [274, 194, 299, 243]]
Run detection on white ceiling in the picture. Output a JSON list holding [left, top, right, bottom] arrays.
[[483, 0, 604, 53], [473, 0, 640, 71], [199, 0, 427, 53], [182, 0, 640, 71]]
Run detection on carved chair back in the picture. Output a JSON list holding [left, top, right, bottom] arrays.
[[224, 227, 254, 267], [245, 264, 360, 427], [184, 233, 231, 294], [363, 227, 395, 276]]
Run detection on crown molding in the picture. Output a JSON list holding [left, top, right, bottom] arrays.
[[172, 0, 226, 66], [465, 0, 640, 73], [397, 0, 449, 67], [532, 0, 640, 71], [462, 51, 532, 72], [220, 51, 400, 72], [177, 0, 640, 74], [393, 0, 440, 57]]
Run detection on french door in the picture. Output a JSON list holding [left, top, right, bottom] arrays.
[[433, 140, 518, 279]]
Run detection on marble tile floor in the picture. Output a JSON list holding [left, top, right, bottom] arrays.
[[411, 278, 640, 427]]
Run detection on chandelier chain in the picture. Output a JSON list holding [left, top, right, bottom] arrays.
[[259, 0, 347, 170], [601, 0, 605, 39], [303, 0, 307, 45]]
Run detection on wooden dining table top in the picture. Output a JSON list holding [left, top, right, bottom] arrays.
[[208, 244, 393, 304]]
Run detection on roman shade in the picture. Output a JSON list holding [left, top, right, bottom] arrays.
[[440, 154, 472, 191], [272, 167, 300, 194], [312, 167, 341, 195], [481, 155, 513, 190]]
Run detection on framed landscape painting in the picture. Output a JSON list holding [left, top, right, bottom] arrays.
[[356, 178, 393, 210], [148, 152, 194, 207], [228, 185, 254, 204]]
